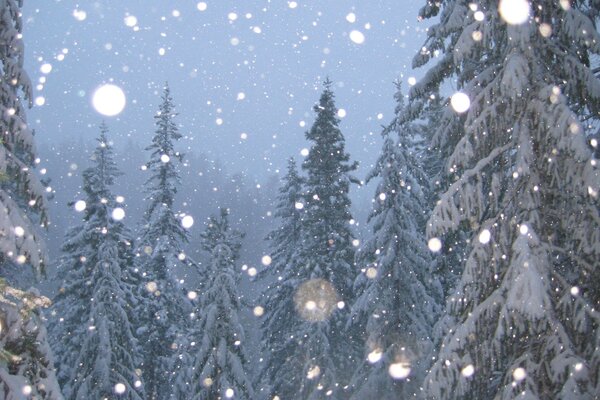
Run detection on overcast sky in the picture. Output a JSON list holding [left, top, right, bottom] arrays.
[[23, 0, 431, 181]]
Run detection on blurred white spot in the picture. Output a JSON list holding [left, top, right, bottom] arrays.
[[512, 367, 526, 382], [461, 364, 475, 377], [14, 226, 25, 237], [574, 362, 583, 371], [73, 9, 87, 21], [237, 92, 246, 100], [92, 84, 126, 117], [366, 267, 377, 279], [187, 291, 197, 300], [450, 92, 470, 113], [74, 200, 86, 212], [197, 2, 207, 11], [252, 26, 262, 34], [22, 385, 32, 395], [124, 15, 137, 27], [307, 365, 321, 379], [116, 195, 125, 203], [337, 301, 345, 309], [112, 207, 125, 221], [203, 377, 213, 387], [478, 229, 491, 244], [428, 237, 442, 253], [114, 383, 126, 394], [539, 23, 552, 37], [248, 267, 257, 277], [346, 13, 356, 23], [349, 30, 365, 44], [178, 252, 186, 261], [216, 118, 224, 125], [474, 11, 484, 21], [499, 0, 530, 25], [378, 193, 386, 201], [225, 388, 234, 398], [158, 48, 166, 56], [294, 201, 304, 210], [40, 63, 52, 74], [288, 1, 298, 8], [161, 154, 170, 163], [181, 215, 194, 229], [16, 255, 26, 264], [590, 138, 597, 148], [300, 148, 309, 157], [240, 132, 248, 140], [337, 108, 347, 118], [367, 349, 382, 363], [228, 12, 238, 21], [253, 306, 264, 316], [172, 9, 180, 17], [352, 239, 360, 247], [261, 255, 272, 266], [519, 224, 529, 235], [407, 76, 417, 86], [146, 281, 158, 293], [377, 113, 383, 120], [570, 286, 579, 296], [294, 279, 338, 322], [35, 96, 45, 106], [299, 120, 306, 127], [389, 362, 411, 379], [134, 380, 142, 388]]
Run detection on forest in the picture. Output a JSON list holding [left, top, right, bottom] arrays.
[[1, 1, 600, 399]]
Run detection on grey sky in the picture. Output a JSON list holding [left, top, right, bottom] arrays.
[[23, 0, 429, 181]]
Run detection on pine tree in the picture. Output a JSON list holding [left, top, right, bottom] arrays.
[[256, 158, 305, 398], [0, 1, 61, 397], [136, 84, 191, 399], [50, 125, 144, 399], [187, 208, 253, 400], [266, 79, 359, 399], [349, 83, 441, 399], [408, 2, 600, 398]]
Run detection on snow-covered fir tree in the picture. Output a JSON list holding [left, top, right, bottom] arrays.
[[136, 84, 191, 399], [349, 83, 441, 399], [187, 208, 253, 400], [266, 79, 359, 399], [0, 1, 61, 397], [50, 125, 144, 400], [256, 158, 305, 398], [408, 1, 600, 398]]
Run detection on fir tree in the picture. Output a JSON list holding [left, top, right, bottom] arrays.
[[0, 1, 61, 397], [187, 208, 253, 400], [349, 83, 441, 399], [136, 84, 191, 399], [50, 125, 144, 400], [409, 2, 600, 398], [256, 158, 305, 398], [267, 79, 359, 399]]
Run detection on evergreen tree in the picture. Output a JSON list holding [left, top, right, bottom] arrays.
[[0, 1, 61, 397], [136, 84, 191, 399], [50, 125, 144, 399], [256, 158, 305, 398], [187, 208, 253, 400], [267, 79, 359, 399], [349, 83, 441, 399], [408, 2, 600, 398]]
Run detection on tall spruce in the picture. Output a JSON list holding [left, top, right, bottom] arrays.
[[0, 1, 61, 397], [268, 79, 359, 399], [51, 125, 143, 399], [136, 84, 191, 399], [256, 158, 305, 398], [187, 208, 253, 400], [408, 1, 600, 398], [349, 83, 441, 399]]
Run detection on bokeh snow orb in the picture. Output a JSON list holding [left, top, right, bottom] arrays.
[[74, 200, 86, 212], [114, 383, 126, 394], [388, 362, 411, 379], [478, 229, 491, 244], [349, 30, 365, 44], [111, 207, 125, 221], [14, 226, 25, 237], [196, 2, 207, 11], [181, 215, 194, 229], [261, 255, 272, 266], [294, 279, 339, 322], [92, 84, 126, 117], [428, 237, 442, 253], [450, 92, 470, 113], [499, 0, 530, 25], [367, 349, 383, 364], [513, 367, 526, 382], [124, 15, 137, 27], [461, 364, 475, 377], [40, 63, 52, 74]]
